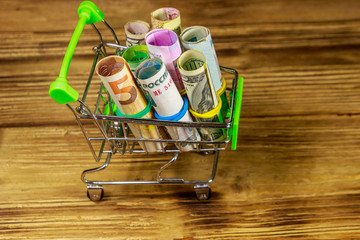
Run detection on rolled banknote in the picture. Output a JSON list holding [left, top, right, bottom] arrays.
[[95, 55, 163, 152], [189, 97, 225, 142], [121, 45, 150, 73], [151, 7, 181, 36], [145, 29, 184, 93], [178, 50, 224, 141], [135, 57, 183, 117], [154, 97, 201, 151], [178, 50, 218, 113], [124, 20, 150, 47], [180, 26, 223, 92]]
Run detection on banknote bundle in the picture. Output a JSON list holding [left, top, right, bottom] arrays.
[[151, 7, 181, 36], [95, 55, 164, 152], [145, 29, 185, 93], [135, 57, 183, 117], [178, 50, 225, 141], [178, 50, 218, 113], [124, 20, 150, 47], [154, 97, 201, 151], [180, 26, 223, 92], [135, 58, 201, 151], [121, 45, 150, 73]]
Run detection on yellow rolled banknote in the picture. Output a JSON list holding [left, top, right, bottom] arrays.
[[151, 7, 181, 36], [95, 55, 164, 152]]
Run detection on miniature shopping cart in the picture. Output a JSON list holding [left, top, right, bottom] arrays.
[[49, 1, 243, 201]]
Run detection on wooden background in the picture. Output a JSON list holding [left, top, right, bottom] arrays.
[[1, 0, 360, 239]]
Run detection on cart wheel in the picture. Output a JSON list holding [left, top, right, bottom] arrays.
[[87, 185, 104, 201], [194, 185, 212, 201]]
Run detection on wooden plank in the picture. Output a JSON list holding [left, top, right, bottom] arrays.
[[0, 118, 360, 238], [2, 60, 360, 126], [2, 20, 360, 59], [1, 0, 360, 126], [2, 0, 360, 32], [1, 0, 360, 238]]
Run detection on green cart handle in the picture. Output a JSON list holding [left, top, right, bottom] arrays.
[[230, 77, 244, 150], [49, 1, 104, 104]]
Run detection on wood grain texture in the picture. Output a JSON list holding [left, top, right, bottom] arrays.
[[1, 0, 360, 239]]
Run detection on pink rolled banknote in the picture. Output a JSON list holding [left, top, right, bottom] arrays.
[[145, 29, 184, 93]]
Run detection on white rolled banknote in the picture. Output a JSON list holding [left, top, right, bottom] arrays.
[[135, 58, 183, 117], [151, 7, 181, 36], [154, 97, 201, 152], [180, 26, 223, 92], [145, 29, 185, 93], [95, 55, 164, 152], [178, 50, 224, 141], [124, 20, 150, 47]]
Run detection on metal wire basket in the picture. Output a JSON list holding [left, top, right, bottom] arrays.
[[49, 1, 243, 201]]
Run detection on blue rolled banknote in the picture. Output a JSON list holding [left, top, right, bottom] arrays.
[[180, 26, 223, 92]]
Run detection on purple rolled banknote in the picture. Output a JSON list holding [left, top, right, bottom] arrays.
[[145, 29, 184, 93]]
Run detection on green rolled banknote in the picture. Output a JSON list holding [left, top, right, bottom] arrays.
[[135, 57, 184, 117], [178, 50, 224, 141], [121, 45, 150, 73], [180, 26, 223, 92]]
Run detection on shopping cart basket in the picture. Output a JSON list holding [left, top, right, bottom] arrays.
[[49, 1, 243, 201]]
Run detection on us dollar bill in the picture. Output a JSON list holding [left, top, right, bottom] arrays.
[[178, 51, 218, 114], [196, 115, 225, 142], [182, 69, 215, 114], [178, 50, 224, 141]]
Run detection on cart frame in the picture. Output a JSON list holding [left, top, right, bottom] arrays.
[[49, 2, 243, 201]]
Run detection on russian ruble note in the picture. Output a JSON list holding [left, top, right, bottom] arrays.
[[151, 7, 181, 36], [145, 29, 184, 93], [153, 97, 201, 152], [135, 58, 183, 117], [121, 45, 150, 73], [124, 21, 150, 47], [166, 109, 201, 152]]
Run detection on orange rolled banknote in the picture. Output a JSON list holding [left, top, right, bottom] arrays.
[[95, 55, 165, 152]]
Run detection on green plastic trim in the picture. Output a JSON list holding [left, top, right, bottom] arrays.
[[49, 1, 104, 104], [231, 77, 244, 150], [116, 101, 152, 118], [78, 1, 104, 25], [104, 101, 117, 116], [220, 92, 229, 119]]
